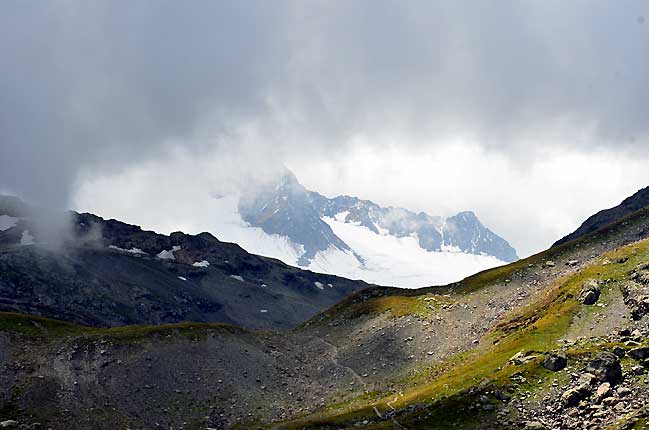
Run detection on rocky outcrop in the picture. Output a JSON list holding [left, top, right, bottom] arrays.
[[578, 280, 601, 305], [586, 352, 623, 385]]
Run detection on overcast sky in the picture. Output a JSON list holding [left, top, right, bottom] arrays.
[[2, 0, 649, 257]]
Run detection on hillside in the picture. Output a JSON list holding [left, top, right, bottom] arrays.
[[554, 186, 649, 246], [1, 197, 649, 429], [0, 197, 373, 330]]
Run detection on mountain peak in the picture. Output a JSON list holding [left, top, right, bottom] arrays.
[[237, 171, 518, 279]]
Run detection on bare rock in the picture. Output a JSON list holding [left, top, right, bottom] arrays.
[[561, 383, 591, 406], [629, 347, 649, 360], [586, 352, 622, 385], [577, 280, 601, 305], [542, 352, 567, 371], [595, 382, 611, 403]]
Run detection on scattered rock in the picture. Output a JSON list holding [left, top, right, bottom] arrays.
[[566, 260, 579, 267], [525, 421, 547, 430], [542, 352, 567, 371], [616, 387, 633, 397], [510, 351, 538, 365], [586, 352, 622, 385], [544, 261, 556, 268]]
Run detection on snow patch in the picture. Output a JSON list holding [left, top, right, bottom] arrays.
[[108, 245, 146, 255], [178, 276, 187, 281], [0, 215, 18, 231], [440, 244, 462, 253], [314, 281, 325, 290], [20, 230, 34, 245], [230, 275, 244, 282], [260, 309, 268, 313], [334, 211, 349, 222], [192, 260, 210, 267], [157, 245, 181, 260]]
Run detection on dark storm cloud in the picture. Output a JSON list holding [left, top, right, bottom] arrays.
[[2, 0, 649, 208]]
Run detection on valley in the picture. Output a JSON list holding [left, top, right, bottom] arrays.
[[1, 192, 649, 429]]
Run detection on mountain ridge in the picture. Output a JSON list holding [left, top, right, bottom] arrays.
[[239, 170, 518, 272], [553, 185, 649, 247], [0, 196, 374, 330]]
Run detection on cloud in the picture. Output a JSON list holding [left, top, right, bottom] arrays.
[[2, 0, 649, 254]]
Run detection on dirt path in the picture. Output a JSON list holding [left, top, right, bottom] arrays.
[[316, 337, 409, 429], [317, 337, 366, 387]]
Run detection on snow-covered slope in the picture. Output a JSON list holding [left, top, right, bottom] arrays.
[[306, 215, 505, 287], [188, 173, 512, 288]]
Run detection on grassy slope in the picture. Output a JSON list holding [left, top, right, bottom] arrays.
[[272, 210, 649, 429], [306, 206, 649, 326], [0, 311, 247, 341]]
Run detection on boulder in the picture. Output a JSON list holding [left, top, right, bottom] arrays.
[[595, 382, 612, 403], [578, 373, 597, 386], [577, 280, 601, 305], [628, 346, 649, 360], [561, 383, 591, 406], [494, 389, 511, 401], [586, 352, 623, 385], [542, 352, 567, 371], [612, 346, 626, 358]]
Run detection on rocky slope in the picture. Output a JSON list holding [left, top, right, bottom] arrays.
[[0, 197, 373, 330], [1, 193, 649, 429]]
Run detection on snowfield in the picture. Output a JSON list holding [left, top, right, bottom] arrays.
[[200, 194, 505, 288], [305, 216, 506, 288]]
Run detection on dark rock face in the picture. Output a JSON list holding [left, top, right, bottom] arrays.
[[554, 186, 649, 247], [629, 347, 649, 360], [542, 352, 567, 371], [238, 173, 356, 266], [0, 200, 373, 330], [240, 170, 518, 265], [586, 352, 623, 385], [577, 280, 601, 305]]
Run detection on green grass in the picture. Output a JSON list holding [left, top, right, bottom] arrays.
[[0, 312, 247, 343]]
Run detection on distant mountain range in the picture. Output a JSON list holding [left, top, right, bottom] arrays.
[[232, 170, 517, 287]]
